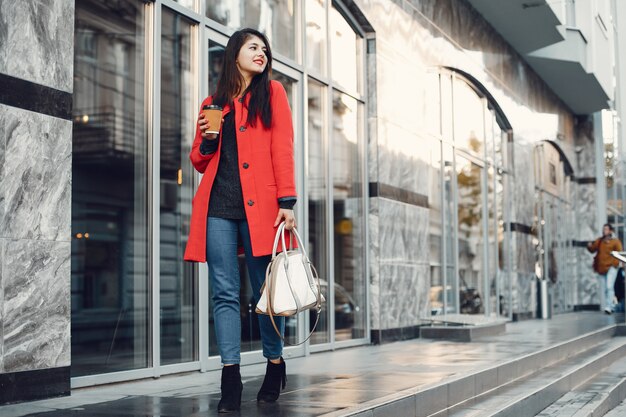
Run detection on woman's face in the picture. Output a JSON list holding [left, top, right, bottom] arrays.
[[236, 35, 268, 80]]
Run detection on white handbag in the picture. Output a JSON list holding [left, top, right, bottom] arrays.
[[256, 222, 325, 345]]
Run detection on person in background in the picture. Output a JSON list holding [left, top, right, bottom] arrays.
[[587, 223, 623, 314], [184, 28, 297, 413]]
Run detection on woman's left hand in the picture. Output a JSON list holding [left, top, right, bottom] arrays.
[[275, 209, 296, 230]]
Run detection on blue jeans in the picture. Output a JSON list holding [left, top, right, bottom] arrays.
[[601, 266, 618, 311], [206, 217, 284, 364]]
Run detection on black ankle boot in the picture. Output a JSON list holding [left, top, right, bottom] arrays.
[[257, 357, 287, 403], [218, 364, 243, 413]]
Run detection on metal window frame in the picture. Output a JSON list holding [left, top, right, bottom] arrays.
[[72, 0, 371, 388]]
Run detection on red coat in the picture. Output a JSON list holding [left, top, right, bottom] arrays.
[[184, 80, 296, 262]]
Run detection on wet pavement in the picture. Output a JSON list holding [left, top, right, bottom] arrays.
[[0, 312, 622, 417]]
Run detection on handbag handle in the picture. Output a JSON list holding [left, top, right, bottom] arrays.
[[266, 222, 323, 346], [271, 222, 301, 259]]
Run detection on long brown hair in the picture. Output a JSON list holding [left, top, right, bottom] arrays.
[[212, 28, 272, 129]]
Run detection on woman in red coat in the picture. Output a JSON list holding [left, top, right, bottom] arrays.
[[184, 28, 296, 413]]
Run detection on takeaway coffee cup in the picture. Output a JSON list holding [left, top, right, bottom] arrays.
[[202, 104, 223, 135]]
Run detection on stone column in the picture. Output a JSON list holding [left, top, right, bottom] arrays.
[[0, 0, 74, 404]]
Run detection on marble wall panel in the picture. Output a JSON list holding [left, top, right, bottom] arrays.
[[379, 198, 429, 264], [368, 117, 379, 183], [0, 240, 4, 373], [574, 117, 596, 178], [369, 198, 380, 329], [0, 0, 74, 92], [576, 247, 600, 305], [514, 232, 535, 275], [576, 183, 598, 241], [2, 239, 70, 372], [0, 105, 71, 242], [0, 118, 4, 232], [510, 142, 535, 227], [377, 120, 430, 196], [356, 0, 574, 127], [379, 263, 429, 329], [516, 272, 536, 316]]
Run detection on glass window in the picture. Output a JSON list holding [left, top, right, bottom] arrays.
[[306, 0, 327, 74], [425, 72, 441, 137], [208, 40, 224, 95], [456, 155, 485, 315], [307, 80, 329, 344], [428, 139, 445, 315], [443, 145, 457, 313], [330, 6, 360, 93], [441, 74, 453, 142], [454, 79, 485, 156], [160, 9, 197, 365], [71, 0, 149, 377], [206, 0, 296, 60], [171, 0, 195, 11], [332, 91, 365, 341]]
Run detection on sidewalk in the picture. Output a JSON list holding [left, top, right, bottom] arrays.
[[0, 312, 621, 417]]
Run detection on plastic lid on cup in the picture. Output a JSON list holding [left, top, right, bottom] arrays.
[[203, 104, 222, 110]]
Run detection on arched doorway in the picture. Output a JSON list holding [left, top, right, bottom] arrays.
[[428, 68, 513, 319], [533, 141, 576, 315]]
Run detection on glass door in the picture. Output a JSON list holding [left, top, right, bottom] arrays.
[[159, 7, 197, 366], [71, 0, 150, 378], [455, 154, 486, 315]]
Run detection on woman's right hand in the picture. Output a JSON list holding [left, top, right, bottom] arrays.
[[198, 112, 218, 140]]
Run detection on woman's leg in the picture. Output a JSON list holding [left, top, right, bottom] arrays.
[[606, 266, 618, 312], [237, 220, 284, 360], [206, 217, 242, 365]]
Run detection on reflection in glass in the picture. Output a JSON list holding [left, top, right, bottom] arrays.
[[456, 156, 485, 315], [308, 80, 329, 344], [332, 91, 365, 341], [330, 6, 360, 93], [428, 139, 446, 315], [205, 46, 298, 354], [454, 79, 485, 156], [160, 9, 196, 365], [207, 0, 295, 59], [208, 41, 224, 95], [71, 0, 149, 376], [306, 0, 326, 74], [443, 146, 457, 313], [441, 74, 453, 141], [171, 0, 194, 11]]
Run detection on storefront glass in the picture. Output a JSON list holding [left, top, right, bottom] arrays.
[[330, 6, 360, 94], [456, 155, 486, 315], [332, 91, 366, 341], [71, 0, 149, 377], [160, 8, 197, 365], [307, 80, 330, 345], [71, 0, 368, 381], [206, 0, 296, 60], [306, 0, 327, 75]]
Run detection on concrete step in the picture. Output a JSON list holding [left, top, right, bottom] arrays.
[[604, 397, 626, 417], [536, 355, 626, 417], [321, 324, 619, 417], [444, 338, 626, 417]]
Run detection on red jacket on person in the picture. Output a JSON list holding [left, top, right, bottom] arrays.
[[184, 80, 296, 262]]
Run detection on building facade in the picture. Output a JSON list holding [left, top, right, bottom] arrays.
[[0, 0, 617, 404]]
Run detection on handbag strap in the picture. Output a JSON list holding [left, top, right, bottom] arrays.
[[266, 260, 323, 346]]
